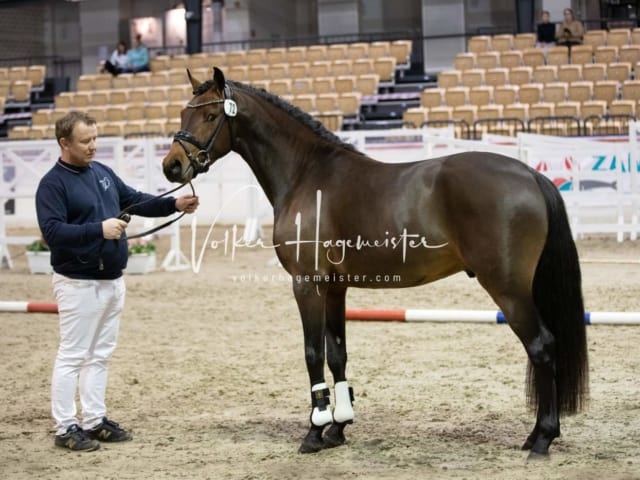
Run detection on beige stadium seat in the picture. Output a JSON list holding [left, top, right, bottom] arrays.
[[326, 44, 348, 61], [310, 61, 332, 77], [131, 72, 151, 88], [76, 75, 96, 91], [468, 36, 491, 53], [476, 51, 500, 69], [335, 75, 356, 94], [166, 101, 184, 120], [226, 50, 247, 67], [607, 29, 630, 47], [228, 66, 248, 82], [437, 70, 461, 88], [427, 106, 453, 122], [168, 55, 189, 71], [289, 62, 310, 79], [150, 55, 170, 73], [568, 81, 594, 103], [485, 68, 508, 87], [11, 80, 32, 103], [27, 65, 46, 87], [500, 50, 523, 68], [8, 125, 30, 140], [607, 62, 632, 82], [369, 41, 390, 59], [555, 101, 581, 117], [533, 65, 557, 84], [513, 33, 536, 50], [291, 93, 317, 113], [508, 66, 532, 86], [147, 87, 168, 103], [313, 77, 334, 95], [112, 74, 132, 89], [109, 90, 129, 105], [0, 67, 8, 81], [390, 40, 412, 65], [460, 69, 484, 87], [421, 88, 444, 108], [8, 66, 27, 82], [583, 30, 607, 49], [188, 53, 208, 70], [594, 46, 618, 64], [569, 45, 593, 65], [90, 91, 110, 106], [355, 74, 379, 96], [346, 42, 369, 61], [87, 107, 108, 122], [166, 119, 182, 135], [547, 46, 570, 66], [307, 45, 328, 62], [477, 104, 503, 120], [270, 79, 292, 96], [286, 46, 307, 63], [128, 90, 147, 104], [494, 85, 519, 106], [316, 93, 339, 113], [373, 57, 396, 82], [581, 100, 607, 118], [338, 92, 361, 116], [248, 64, 269, 82], [100, 122, 124, 137], [0, 80, 11, 98], [469, 86, 493, 106], [142, 119, 167, 135], [454, 52, 476, 71], [621, 79, 640, 101], [523, 49, 545, 68], [557, 64, 582, 83], [518, 83, 543, 105], [543, 82, 568, 103], [619, 45, 640, 66], [594, 80, 618, 104], [251, 79, 270, 91], [145, 104, 166, 120], [31, 108, 51, 126], [126, 104, 146, 122], [529, 102, 555, 119], [292, 78, 313, 95], [266, 47, 287, 65], [492, 34, 514, 52], [149, 71, 169, 87], [452, 104, 478, 128], [246, 49, 267, 65], [352, 58, 374, 75], [610, 99, 636, 116], [106, 106, 127, 122], [444, 86, 469, 107], [582, 63, 607, 82], [55, 92, 74, 109], [503, 103, 529, 121], [50, 109, 70, 122], [632, 28, 640, 45], [403, 107, 427, 128], [332, 59, 352, 76], [205, 52, 227, 68]]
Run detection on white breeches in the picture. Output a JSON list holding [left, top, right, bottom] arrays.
[[51, 273, 125, 435]]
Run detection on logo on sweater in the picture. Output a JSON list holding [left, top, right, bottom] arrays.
[[99, 177, 111, 191]]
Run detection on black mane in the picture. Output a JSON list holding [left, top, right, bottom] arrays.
[[194, 79, 362, 154]]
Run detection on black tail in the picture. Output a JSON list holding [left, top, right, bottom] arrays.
[[529, 172, 589, 415]]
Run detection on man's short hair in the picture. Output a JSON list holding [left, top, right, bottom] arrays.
[[55, 111, 96, 146]]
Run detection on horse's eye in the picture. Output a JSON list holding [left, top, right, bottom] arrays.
[[207, 113, 216, 122]]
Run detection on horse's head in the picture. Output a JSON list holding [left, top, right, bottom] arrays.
[[163, 67, 237, 183]]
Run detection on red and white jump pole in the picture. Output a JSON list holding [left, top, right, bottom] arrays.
[[346, 309, 640, 325], [0, 301, 58, 313]]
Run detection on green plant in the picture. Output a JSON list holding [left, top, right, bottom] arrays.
[[26, 239, 50, 252], [128, 239, 156, 255]]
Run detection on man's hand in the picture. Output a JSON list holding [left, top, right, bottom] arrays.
[[102, 218, 128, 239], [176, 194, 200, 214]]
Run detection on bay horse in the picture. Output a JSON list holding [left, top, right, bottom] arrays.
[[162, 67, 588, 458]]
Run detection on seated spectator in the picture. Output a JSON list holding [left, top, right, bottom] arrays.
[[536, 10, 556, 47], [126, 34, 150, 73], [556, 8, 584, 47], [102, 41, 128, 76]]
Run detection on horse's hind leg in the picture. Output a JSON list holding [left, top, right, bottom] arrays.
[[488, 291, 559, 457], [323, 287, 354, 448]]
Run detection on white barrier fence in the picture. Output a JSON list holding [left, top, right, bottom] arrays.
[[1, 126, 639, 269]]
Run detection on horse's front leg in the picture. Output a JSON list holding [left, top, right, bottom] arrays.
[[323, 286, 354, 449], [293, 280, 332, 453]]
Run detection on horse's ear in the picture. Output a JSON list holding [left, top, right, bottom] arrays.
[[213, 66, 226, 91], [186, 68, 201, 91]]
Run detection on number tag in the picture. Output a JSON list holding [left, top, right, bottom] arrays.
[[224, 99, 238, 117]]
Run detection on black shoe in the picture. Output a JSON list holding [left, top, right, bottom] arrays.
[[55, 424, 100, 451], [86, 417, 132, 442]]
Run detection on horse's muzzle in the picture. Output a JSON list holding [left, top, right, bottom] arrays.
[[164, 158, 186, 183]]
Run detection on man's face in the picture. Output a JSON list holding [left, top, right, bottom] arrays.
[[61, 121, 97, 167], [542, 12, 550, 23]]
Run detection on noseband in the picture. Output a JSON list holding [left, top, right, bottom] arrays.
[[173, 83, 237, 176]]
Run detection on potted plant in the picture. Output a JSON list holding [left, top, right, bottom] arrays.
[[125, 238, 157, 274], [26, 239, 53, 274]]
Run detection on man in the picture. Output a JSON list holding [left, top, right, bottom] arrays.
[[36, 111, 199, 451], [536, 10, 556, 48]]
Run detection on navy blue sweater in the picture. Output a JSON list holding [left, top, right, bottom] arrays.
[[36, 159, 177, 279]]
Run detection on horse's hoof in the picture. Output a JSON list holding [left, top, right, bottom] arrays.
[[298, 439, 324, 454], [521, 438, 534, 450], [323, 423, 347, 449]]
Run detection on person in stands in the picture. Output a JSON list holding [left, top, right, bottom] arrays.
[[536, 10, 556, 48], [126, 34, 150, 73], [102, 41, 129, 76], [556, 8, 584, 47]]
